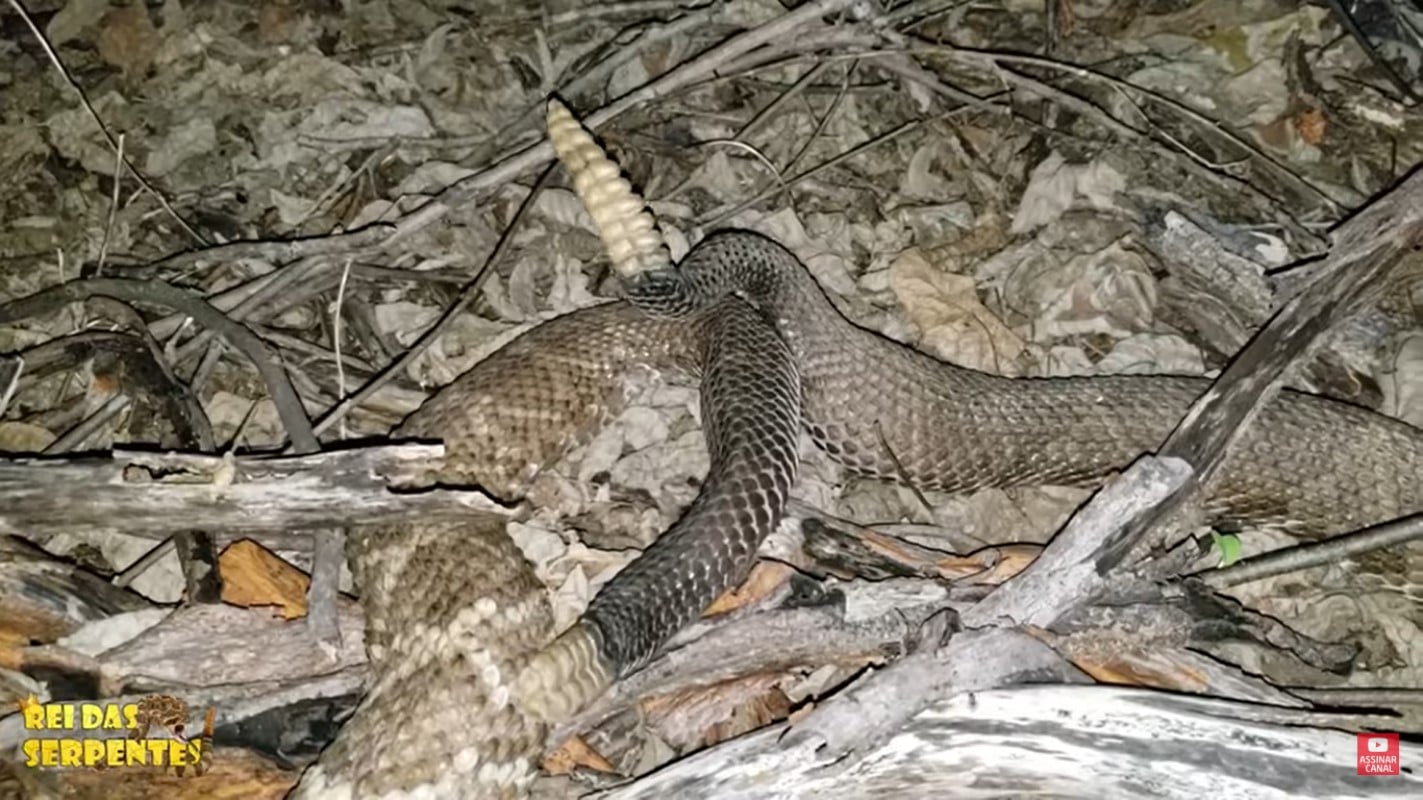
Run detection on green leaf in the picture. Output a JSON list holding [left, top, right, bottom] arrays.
[[1211, 531, 1243, 567]]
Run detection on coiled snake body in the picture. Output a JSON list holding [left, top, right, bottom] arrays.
[[293, 102, 1423, 798]]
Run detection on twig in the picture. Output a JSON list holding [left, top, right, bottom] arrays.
[[159, 258, 328, 349], [738, 61, 833, 142], [1290, 686, 1423, 708], [661, 61, 831, 206], [861, 32, 1331, 244], [42, 393, 131, 453], [332, 259, 354, 441], [560, 2, 723, 106], [1322, 0, 1421, 104], [0, 445, 493, 539], [0, 356, 21, 418], [6, 0, 205, 246], [0, 278, 320, 454], [130, 224, 395, 282], [113, 536, 178, 589], [259, 325, 379, 373], [1195, 513, 1423, 588], [783, 59, 857, 177], [540, 0, 708, 26], [96, 133, 125, 275]]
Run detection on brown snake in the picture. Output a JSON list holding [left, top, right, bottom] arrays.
[[292, 101, 1423, 798]]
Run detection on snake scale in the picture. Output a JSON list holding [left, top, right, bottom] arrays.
[[292, 100, 1423, 798]]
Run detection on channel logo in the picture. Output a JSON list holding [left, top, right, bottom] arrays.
[[1356, 733, 1400, 776]]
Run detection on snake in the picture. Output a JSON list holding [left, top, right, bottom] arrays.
[[291, 100, 1423, 798]]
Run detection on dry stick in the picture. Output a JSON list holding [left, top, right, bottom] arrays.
[[1290, 686, 1423, 708], [42, 393, 132, 453], [165, 258, 330, 360], [1322, 0, 1422, 104], [97, 133, 125, 275], [6, 0, 204, 246], [148, 257, 327, 342], [0, 279, 319, 454], [852, 24, 1325, 230], [539, 0, 703, 26], [332, 260, 354, 441], [664, 60, 834, 202], [381, 0, 863, 248], [1196, 513, 1423, 589], [738, 61, 834, 141], [76, 296, 216, 452], [0, 357, 22, 418], [259, 325, 379, 373], [113, 536, 178, 589], [782, 60, 857, 178], [132, 225, 395, 283], [0, 445, 483, 540], [660, 59, 833, 205], [1097, 168, 1423, 573]]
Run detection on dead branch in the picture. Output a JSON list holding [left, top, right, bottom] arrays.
[[0, 444, 504, 540], [595, 682, 1423, 799]]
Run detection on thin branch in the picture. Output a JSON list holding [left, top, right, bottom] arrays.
[[0, 279, 320, 454], [131, 224, 395, 282], [332, 259, 354, 441], [96, 133, 125, 275], [42, 393, 131, 454], [1195, 513, 1423, 588]]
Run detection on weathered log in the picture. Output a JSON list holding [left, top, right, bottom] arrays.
[[0, 444, 502, 540], [599, 682, 1422, 799]]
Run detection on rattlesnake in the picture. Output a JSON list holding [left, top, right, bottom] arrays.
[[292, 100, 1423, 798]]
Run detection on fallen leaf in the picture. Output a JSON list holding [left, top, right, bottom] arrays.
[[542, 734, 617, 776], [218, 540, 309, 620], [889, 248, 1024, 373], [704, 561, 794, 616], [97, 4, 159, 82]]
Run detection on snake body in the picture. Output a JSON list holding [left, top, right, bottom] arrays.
[[294, 101, 1423, 797]]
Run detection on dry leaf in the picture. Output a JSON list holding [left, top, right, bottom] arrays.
[[888, 248, 1024, 374], [97, 4, 160, 82], [704, 561, 795, 616], [1295, 107, 1326, 145], [218, 539, 309, 620], [0, 421, 55, 452], [542, 734, 617, 776], [1010, 152, 1126, 234]]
